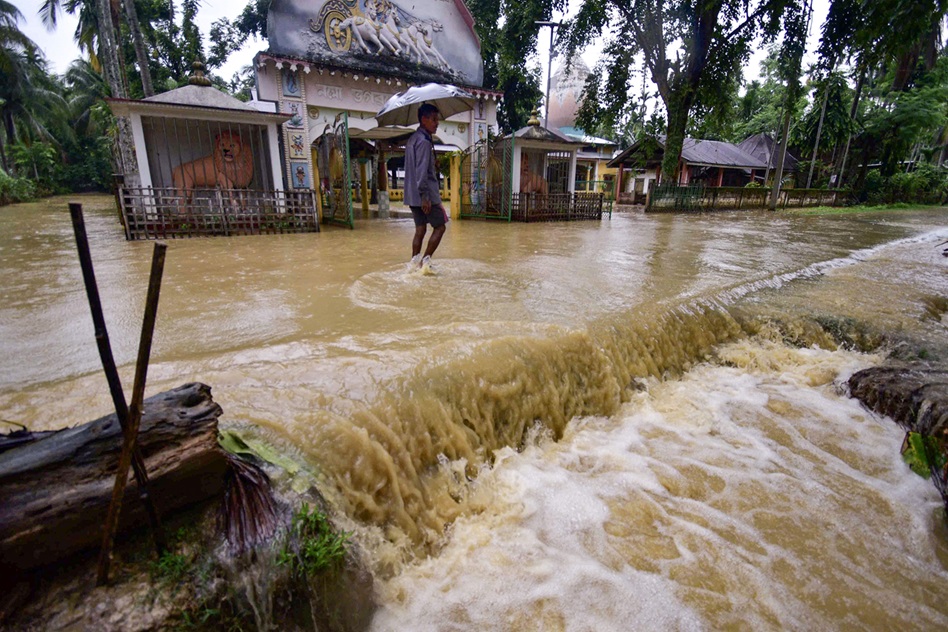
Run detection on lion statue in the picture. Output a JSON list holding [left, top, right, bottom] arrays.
[[171, 130, 255, 210], [519, 158, 548, 195]]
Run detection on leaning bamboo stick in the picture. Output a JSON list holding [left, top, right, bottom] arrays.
[[96, 239, 167, 585], [68, 204, 166, 581]]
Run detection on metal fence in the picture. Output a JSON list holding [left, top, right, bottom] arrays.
[[460, 138, 515, 221], [646, 185, 849, 212], [118, 187, 319, 239], [647, 183, 705, 212], [511, 192, 604, 222], [576, 180, 614, 217]]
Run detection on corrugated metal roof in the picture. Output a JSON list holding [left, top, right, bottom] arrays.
[[558, 126, 617, 146], [680, 138, 767, 168], [608, 135, 772, 169], [737, 133, 799, 171], [144, 84, 261, 112]]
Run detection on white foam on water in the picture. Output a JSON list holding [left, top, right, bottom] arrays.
[[711, 226, 948, 306], [368, 341, 948, 631]]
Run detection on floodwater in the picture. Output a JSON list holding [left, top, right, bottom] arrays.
[[2, 195, 947, 630]]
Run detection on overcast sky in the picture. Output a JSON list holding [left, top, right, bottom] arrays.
[[17, 0, 260, 78], [18, 0, 830, 87]]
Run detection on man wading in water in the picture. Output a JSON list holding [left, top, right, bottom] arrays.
[[405, 103, 447, 272]]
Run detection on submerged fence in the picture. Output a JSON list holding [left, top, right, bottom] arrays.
[[118, 187, 320, 239], [646, 185, 850, 212], [511, 192, 604, 222]]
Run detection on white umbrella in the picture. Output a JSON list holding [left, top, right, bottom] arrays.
[[375, 83, 476, 126]]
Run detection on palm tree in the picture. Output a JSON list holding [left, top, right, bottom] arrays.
[[39, 0, 99, 60], [0, 1, 45, 172], [122, 0, 154, 95], [42, 0, 153, 96], [64, 58, 110, 138]]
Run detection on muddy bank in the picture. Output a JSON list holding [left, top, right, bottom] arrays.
[[0, 385, 376, 632], [849, 367, 948, 439]]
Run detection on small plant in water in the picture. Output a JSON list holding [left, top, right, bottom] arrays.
[[278, 503, 349, 577], [152, 551, 191, 587], [902, 432, 948, 479]]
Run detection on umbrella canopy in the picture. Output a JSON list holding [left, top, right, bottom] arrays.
[[375, 83, 475, 127]]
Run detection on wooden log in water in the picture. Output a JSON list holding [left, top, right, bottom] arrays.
[[848, 367, 948, 437], [0, 382, 228, 576], [849, 366, 948, 508]]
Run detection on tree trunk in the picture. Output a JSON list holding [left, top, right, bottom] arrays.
[[1, 113, 15, 174], [764, 129, 778, 185], [806, 79, 830, 188], [93, 0, 136, 175], [768, 103, 793, 210], [835, 64, 866, 188], [661, 89, 694, 184], [0, 383, 229, 575], [122, 0, 154, 96]]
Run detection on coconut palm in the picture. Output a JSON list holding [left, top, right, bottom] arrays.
[[64, 58, 110, 138], [41, 0, 153, 95], [0, 2, 50, 172], [39, 0, 99, 60]]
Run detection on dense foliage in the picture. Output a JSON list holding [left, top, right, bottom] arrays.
[[561, 0, 807, 181], [0, 1, 257, 203], [3, 0, 946, 205]]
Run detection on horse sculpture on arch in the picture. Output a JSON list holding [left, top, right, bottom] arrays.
[[312, 0, 451, 71], [393, 20, 447, 68], [335, 14, 399, 56]]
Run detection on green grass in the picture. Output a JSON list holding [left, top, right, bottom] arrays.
[[151, 551, 190, 586], [787, 202, 945, 216], [277, 503, 350, 578]]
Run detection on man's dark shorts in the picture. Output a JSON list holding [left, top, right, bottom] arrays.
[[410, 204, 447, 228]]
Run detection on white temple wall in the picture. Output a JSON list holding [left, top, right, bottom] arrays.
[[255, 58, 500, 193]]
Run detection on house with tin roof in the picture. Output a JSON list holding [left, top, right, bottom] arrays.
[[608, 134, 798, 204]]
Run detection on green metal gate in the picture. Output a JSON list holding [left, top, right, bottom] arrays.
[[318, 112, 354, 228], [647, 183, 705, 212], [459, 136, 514, 221]]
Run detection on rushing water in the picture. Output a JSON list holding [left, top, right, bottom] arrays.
[[2, 195, 947, 630]]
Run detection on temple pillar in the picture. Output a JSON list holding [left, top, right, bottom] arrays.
[[377, 145, 389, 216], [359, 160, 369, 214], [449, 153, 461, 219], [311, 146, 323, 222]]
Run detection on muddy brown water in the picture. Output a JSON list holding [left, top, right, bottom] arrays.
[[2, 195, 947, 630]]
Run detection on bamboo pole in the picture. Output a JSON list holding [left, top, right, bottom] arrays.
[[96, 239, 167, 585], [67, 204, 166, 579], [806, 77, 831, 189]]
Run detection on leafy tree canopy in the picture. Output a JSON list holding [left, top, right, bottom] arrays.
[[561, 0, 806, 181]]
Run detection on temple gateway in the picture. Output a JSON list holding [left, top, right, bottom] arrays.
[[108, 0, 606, 238], [255, 0, 502, 225]]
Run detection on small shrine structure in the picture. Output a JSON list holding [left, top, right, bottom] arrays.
[[459, 111, 605, 222], [107, 63, 312, 239]]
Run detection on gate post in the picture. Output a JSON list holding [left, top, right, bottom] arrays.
[[449, 153, 461, 220], [359, 160, 370, 215]]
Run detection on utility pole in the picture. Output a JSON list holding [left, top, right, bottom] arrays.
[[535, 21, 562, 128]]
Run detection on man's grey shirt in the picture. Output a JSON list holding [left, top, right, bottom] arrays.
[[404, 128, 441, 207]]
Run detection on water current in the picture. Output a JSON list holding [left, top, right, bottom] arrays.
[[1, 195, 947, 630]]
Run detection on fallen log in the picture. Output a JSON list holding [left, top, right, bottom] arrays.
[[0, 382, 228, 577], [848, 367, 948, 438], [849, 366, 948, 511]]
